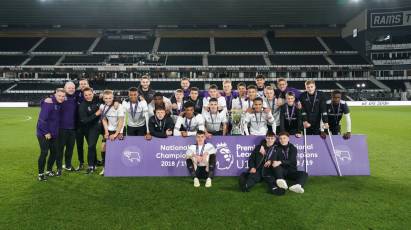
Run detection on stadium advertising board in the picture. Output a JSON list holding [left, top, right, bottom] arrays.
[[105, 135, 370, 177]]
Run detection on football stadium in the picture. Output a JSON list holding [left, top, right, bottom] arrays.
[[0, 0, 411, 229]]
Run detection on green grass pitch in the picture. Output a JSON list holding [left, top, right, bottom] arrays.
[[0, 107, 410, 229]]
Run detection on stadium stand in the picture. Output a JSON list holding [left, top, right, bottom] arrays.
[[25, 56, 61, 65], [322, 37, 355, 52], [34, 38, 95, 52], [208, 55, 266, 65], [94, 38, 155, 53], [214, 37, 267, 52], [158, 38, 210, 52], [329, 54, 370, 65], [0, 55, 28, 65], [0, 37, 41, 52], [269, 55, 328, 65], [62, 55, 107, 65], [269, 37, 325, 52], [163, 55, 203, 66]]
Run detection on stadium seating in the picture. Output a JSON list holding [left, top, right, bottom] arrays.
[[322, 37, 355, 52], [62, 55, 107, 65], [337, 80, 380, 89], [94, 38, 155, 52], [215, 37, 267, 52], [379, 80, 408, 91], [0, 37, 41, 52], [269, 55, 328, 65], [158, 38, 210, 52], [0, 55, 28, 65], [34, 38, 95, 52], [269, 37, 325, 52], [329, 55, 370, 65], [162, 55, 203, 66], [26, 56, 61, 65], [208, 55, 266, 65]]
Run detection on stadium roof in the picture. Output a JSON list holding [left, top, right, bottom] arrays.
[[0, 0, 411, 28]]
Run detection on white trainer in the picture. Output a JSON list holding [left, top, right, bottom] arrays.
[[289, 184, 304, 194], [193, 178, 200, 187], [99, 168, 105, 176], [205, 178, 212, 188], [276, 179, 288, 189]]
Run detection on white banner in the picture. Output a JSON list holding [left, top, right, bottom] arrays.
[[347, 101, 411, 106], [0, 102, 29, 108]]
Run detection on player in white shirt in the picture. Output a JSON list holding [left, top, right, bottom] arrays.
[[202, 98, 228, 137], [202, 84, 226, 112], [263, 86, 281, 134], [185, 130, 217, 188], [174, 101, 205, 137], [100, 90, 124, 175], [231, 82, 248, 112], [121, 87, 149, 137], [242, 97, 276, 136]]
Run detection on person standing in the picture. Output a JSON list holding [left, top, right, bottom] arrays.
[[36, 88, 66, 181]]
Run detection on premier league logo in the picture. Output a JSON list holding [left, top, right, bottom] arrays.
[[121, 146, 142, 167], [216, 142, 234, 170]]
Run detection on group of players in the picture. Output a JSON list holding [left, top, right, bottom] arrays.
[[36, 75, 352, 195]]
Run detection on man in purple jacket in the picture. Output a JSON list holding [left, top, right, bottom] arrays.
[[36, 88, 66, 181], [275, 78, 301, 102], [56, 82, 77, 175]]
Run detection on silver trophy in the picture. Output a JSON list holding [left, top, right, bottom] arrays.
[[230, 110, 243, 135]]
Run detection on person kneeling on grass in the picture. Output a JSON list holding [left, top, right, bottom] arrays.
[[239, 131, 280, 194], [185, 131, 217, 188], [272, 132, 308, 195]]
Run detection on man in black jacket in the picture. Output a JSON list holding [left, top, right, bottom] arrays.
[[272, 132, 308, 195], [239, 131, 278, 193], [78, 87, 102, 174], [279, 92, 303, 137], [300, 80, 329, 136], [148, 106, 174, 138]]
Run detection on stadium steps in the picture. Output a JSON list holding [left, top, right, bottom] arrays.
[[28, 37, 46, 54], [323, 54, 335, 65], [88, 36, 102, 53], [203, 54, 208, 66], [316, 37, 332, 53], [210, 37, 216, 54], [263, 35, 274, 54], [152, 37, 161, 53], [336, 82, 346, 90], [56, 55, 66, 65], [21, 57, 32, 66], [369, 76, 390, 91], [4, 84, 17, 92], [263, 55, 272, 65]]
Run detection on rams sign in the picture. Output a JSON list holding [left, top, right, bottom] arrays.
[[369, 8, 411, 28]]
